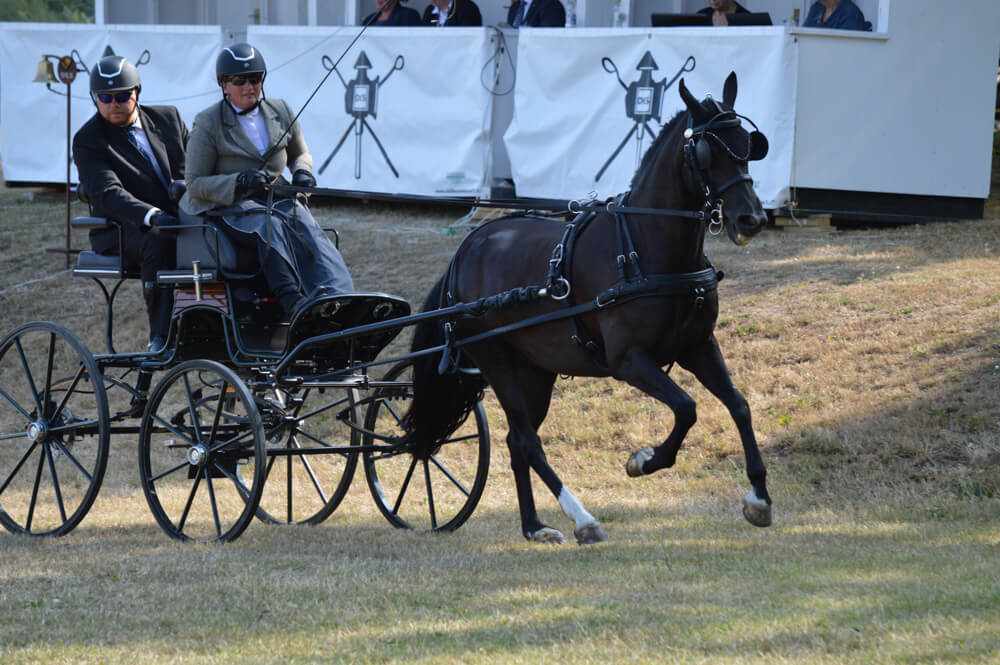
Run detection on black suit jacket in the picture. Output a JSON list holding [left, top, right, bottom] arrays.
[[73, 105, 188, 253], [422, 0, 482, 26], [507, 0, 565, 27]]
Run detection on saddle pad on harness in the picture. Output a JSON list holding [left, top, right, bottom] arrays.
[[284, 293, 411, 371]]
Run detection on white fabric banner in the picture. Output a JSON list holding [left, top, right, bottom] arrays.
[[0, 23, 221, 183], [248, 26, 493, 196], [504, 27, 796, 208]]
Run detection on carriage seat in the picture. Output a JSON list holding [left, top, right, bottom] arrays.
[[70, 216, 138, 279]]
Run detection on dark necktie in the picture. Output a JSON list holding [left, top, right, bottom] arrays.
[[128, 126, 167, 188]]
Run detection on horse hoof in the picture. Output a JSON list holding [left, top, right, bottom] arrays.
[[574, 521, 607, 545], [742, 491, 772, 527], [626, 447, 654, 477], [528, 527, 566, 545]]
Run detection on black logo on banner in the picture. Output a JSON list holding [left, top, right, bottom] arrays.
[[595, 53, 696, 182], [318, 51, 405, 179]]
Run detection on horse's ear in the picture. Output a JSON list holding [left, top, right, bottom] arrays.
[[722, 71, 737, 108], [679, 78, 700, 115]]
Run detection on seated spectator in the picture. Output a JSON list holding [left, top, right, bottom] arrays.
[[802, 0, 872, 30], [507, 0, 566, 27], [697, 0, 750, 26], [73, 54, 187, 353], [422, 0, 482, 26], [363, 0, 422, 25], [181, 43, 353, 319]]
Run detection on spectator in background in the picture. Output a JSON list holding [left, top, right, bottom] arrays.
[[423, 0, 482, 26], [802, 0, 871, 30], [697, 0, 750, 26], [507, 0, 566, 27], [363, 0, 422, 25]]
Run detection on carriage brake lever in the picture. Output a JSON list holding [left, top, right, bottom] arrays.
[[192, 260, 202, 301]]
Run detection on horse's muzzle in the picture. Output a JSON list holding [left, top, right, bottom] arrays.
[[732, 212, 766, 245]]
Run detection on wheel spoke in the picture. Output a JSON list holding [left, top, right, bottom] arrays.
[[42, 332, 56, 419], [14, 338, 43, 415], [285, 453, 293, 523], [44, 444, 68, 523], [0, 386, 35, 422], [48, 438, 94, 483], [50, 364, 87, 427], [391, 456, 419, 516], [424, 460, 437, 530], [177, 473, 202, 532], [429, 454, 471, 498], [208, 381, 229, 443], [291, 435, 330, 505], [204, 470, 222, 539], [148, 458, 192, 484], [26, 446, 45, 531], [149, 411, 199, 447], [0, 442, 39, 495], [182, 373, 202, 436]]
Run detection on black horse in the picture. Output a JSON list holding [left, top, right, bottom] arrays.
[[404, 73, 772, 544]]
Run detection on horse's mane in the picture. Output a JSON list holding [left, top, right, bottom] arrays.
[[629, 109, 689, 191]]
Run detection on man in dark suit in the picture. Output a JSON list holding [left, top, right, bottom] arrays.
[[73, 55, 189, 352], [507, 0, 565, 27], [422, 0, 482, 26]]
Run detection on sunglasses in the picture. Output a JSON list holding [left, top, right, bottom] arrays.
[[225, 73, 263, 86], [96, 90, 134, 104]]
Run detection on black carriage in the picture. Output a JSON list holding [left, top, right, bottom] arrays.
[[0, 194, 490, 542]]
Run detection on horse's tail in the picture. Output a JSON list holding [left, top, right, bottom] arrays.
[[400, 274, 487, 460]]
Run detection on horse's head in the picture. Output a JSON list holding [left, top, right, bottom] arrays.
[[679, 72, 768, 245]]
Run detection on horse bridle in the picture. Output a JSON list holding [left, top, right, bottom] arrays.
[[683, 105, 768, 235]]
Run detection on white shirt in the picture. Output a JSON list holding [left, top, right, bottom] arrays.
[[231, 101, 269, 155], [431, 2, 453, 25]]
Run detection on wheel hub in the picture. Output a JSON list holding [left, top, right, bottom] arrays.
[[26, 420, 49, 443], [187, 443, 210, 468]]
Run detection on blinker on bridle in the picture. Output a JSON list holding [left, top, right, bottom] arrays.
[[683, 102, 769, 235]]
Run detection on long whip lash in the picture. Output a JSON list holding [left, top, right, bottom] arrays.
[[257, 13, 379, 172]]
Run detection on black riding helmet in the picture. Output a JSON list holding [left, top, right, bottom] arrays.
[[216, 42, 267, 85], [89, 55, 141, 101]]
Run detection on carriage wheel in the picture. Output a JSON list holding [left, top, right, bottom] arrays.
[[0, 322, 110, 537], [362, 361, 490, 532], [253, 384, 360, 525], [138, 360, 264, 542]]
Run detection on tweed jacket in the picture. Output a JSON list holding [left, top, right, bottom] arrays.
[[181, 97, 312, 215]]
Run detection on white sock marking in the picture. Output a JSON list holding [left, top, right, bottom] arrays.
[[558, 487, 596, 529]]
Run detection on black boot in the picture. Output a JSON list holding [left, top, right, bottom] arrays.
[[143, 281, 173, 349]]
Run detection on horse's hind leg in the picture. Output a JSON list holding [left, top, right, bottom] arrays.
[[472, 344, 606, 545], [679, 335, 772, 527]]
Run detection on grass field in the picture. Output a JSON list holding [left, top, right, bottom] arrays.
[[0, 163, 998, 663]]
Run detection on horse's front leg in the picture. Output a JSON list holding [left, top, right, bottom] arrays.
[[679, 335, 772, 527], [613, 348, 698, 476]]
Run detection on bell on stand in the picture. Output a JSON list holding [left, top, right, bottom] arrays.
[[33, 57, 58, 84]]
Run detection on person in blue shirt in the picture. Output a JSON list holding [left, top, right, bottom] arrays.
[[363, 0, 422, 25], [803, 0, 871, 31]]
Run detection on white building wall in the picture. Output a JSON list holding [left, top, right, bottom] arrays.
[[791, 0, 1000, 198]]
